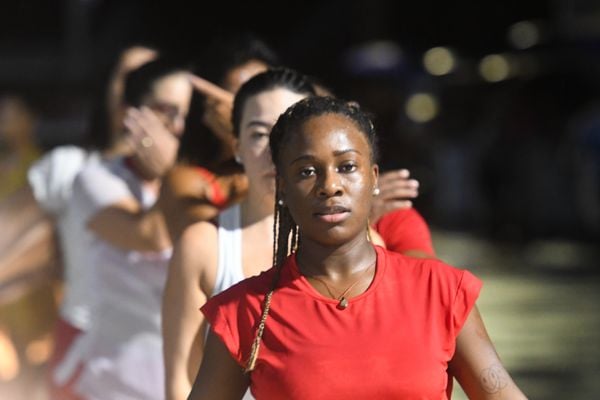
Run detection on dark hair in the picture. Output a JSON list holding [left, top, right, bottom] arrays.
[[232, 67, 317, 137], [123, 57, 189, 107], [195, 32, 280, 85], [177, 33, 281, 166], [270, 96, 379, 167], [245, 96, 379, 372]]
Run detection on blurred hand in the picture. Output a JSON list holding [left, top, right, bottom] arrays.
[[370, 169, 419, 223], [202, 97, 234, 143], [124, 106, 179, 179], [188, 74, 236, 143]]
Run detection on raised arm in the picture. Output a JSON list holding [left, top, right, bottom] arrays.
[[159, 166, 225, 241], [163, 222, 218, 400], [187, 330, 249, 400], [85, 106, 181, 252], [188, 74, 236, 146], [87, 198, 171, 252], [449, 306, 528, 400]]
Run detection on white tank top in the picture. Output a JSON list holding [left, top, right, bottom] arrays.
[[211, 204, 255, 400], [213, 204, 245, 296]]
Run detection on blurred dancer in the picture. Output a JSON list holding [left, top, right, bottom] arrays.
[[61, 57, 191, 400], [26, 43, 158, 400]]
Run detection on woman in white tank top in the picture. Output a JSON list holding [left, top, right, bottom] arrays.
[[161, 68, 318, 400]]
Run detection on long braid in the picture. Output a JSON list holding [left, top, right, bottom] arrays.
[[245, 184, 298, 372]]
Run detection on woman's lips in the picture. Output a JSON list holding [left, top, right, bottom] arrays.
[[314, 206, 350, 223]]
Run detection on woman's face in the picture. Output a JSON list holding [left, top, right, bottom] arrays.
[[278, 113, 378, 246], [143, 72, 192, 137], [236, 88, 307, 195]]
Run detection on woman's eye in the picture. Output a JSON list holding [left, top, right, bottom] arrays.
[[299, 167, 316, 178], [251, 131, 269, 140], [338, 163, 357, 173]]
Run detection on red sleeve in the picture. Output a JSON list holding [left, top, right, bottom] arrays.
[[201, 290, 245, 366], [373, 208, 435, 256], [200, 272, 272, 367], [416, 258, 482, 358], [451, 269, 482, 338], [194, 167, 228, 208]]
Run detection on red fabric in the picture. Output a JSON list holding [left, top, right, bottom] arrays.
[[193, 166, 228, 208], [374, 207, 435, 256], [46, 318, 85, 400], [201, 246, 481, 400]]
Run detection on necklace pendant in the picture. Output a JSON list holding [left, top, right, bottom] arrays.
[[338, 297, 349, 309]]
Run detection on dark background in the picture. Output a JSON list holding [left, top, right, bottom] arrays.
[[2, 0, 599, 242]]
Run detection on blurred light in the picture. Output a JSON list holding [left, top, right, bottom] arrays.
[[343, 40, 404, 76], [405, 93, 439, 123], [0, 329, 19, 381], [25, 335, 52, 366], [479, 54, 511, 82], [423, 47, 456, 76], [508, 20, 540, 49]]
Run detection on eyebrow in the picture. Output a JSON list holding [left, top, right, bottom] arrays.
[[289, 149, 362, 164]]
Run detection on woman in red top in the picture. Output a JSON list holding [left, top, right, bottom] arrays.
[[189, 97, 527, 399]]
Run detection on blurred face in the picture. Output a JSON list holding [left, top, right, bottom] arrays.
[[278, 114, 378, 246], [143, 72, 192, 137], [236, 88, 307, 195]]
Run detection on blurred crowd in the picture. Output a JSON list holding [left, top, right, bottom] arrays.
[[0, 4, 599, 399]]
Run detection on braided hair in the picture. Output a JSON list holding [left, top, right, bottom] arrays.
[[245, 95, 379, 371], [232, 67, 316, 137]]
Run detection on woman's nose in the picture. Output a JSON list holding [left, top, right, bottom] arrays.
[[317, 169, 342, 197]]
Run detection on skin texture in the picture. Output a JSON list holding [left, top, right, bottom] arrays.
[[188, 111, 528, 400], [162, 87, 306, 400]]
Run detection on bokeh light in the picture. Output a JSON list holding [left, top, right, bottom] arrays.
[[508, 20, 540, 49], [423, 47, 456, 76], [479, 54, 511, 82], [405, 93, 439, 123]]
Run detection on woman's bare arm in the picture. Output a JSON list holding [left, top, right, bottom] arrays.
[[450, 306, 528, 399], [162, 222, 218, 400], [187, 331, 249, 400]]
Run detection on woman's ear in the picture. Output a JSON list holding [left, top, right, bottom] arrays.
[[233, 138, 242, 164], [372, 164, 379, 189]]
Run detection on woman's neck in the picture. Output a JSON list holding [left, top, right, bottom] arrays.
[[296, 233, 376, 279], [240, 188, 274, 227]]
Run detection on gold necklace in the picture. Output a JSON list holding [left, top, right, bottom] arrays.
[[306, 262, 375, 310]]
